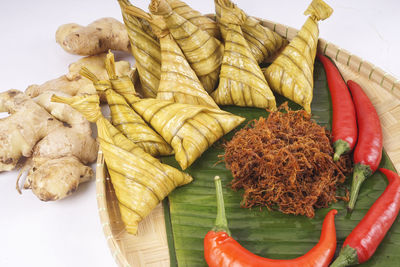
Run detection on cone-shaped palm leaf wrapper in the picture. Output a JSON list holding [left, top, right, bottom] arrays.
[[99, 140, 192, 235], [104, 51, 141, 106], [51, 94, 192, 235], [157, 33, 220, 108], [144, 0, 224, 93], [211, 0, 276, 110], [214, 0, 287, 64], [263, 0, 333, 113], [117, 0, 161, 98], [124, 7, 219, 109], [130, 99, 245, 169], [167, 0, 220, 40], [80, 66, 173, 156]]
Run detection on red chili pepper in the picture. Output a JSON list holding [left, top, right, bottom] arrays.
[[204, 176, 338, 267], [317, 54, 357, 161], [330, 168, 400, 266], [347, 80, 383, 211]]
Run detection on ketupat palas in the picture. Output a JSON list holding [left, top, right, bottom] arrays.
[[167, 0, 221, 39], [105, 54, 144, 108], [263, 0, 333, 113], [0, 90, 97, 201], [56, 17, 131, 56], [51, 94, 193, 234], [118, 0, 159, 40], [104, 52, 141, 106], [214, 0, 287, 64], [109, 72, 140, 106], [156, 32, 220, 108], [130, 98, 245, 170], [147, 0, 224, 93], [100, 139, 192, 234], [117, 0, 161, 98], [211, 0, 277, 110], [79, 66, 173, 156], [51, 93, 162, 164], [241, 17, 287, 63], [124, 8, 219, 108]]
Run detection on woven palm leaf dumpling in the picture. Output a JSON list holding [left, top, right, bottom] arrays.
[[130, 98, 245, 170], [103, 52, 175, 156], [124, 6, 219, 108], [156, 31, 219, 108], [263, 0, 333, 113], [79, 64, 173, 157], [99, 139, 192, 235], [103, 52, 141, 107], [52, 94, 193, 235], [147, 0, 224, 93], [103, 51, 141, 106], [211, 0, 277, 110], [117, 0, 161, 98], [167, 0, 221, 39], [214, 0, 287, 64]]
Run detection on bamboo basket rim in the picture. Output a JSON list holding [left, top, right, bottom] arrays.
[[96, 16, 400, 267]]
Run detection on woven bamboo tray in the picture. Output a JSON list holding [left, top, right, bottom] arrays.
[[95, 17, 400, 267]]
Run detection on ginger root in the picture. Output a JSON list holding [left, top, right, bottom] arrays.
[[25, 76, 95, 99], [25, 53, 132, 99], [56, 18, 130, 56], [33, 91, 91, 133], [0, 89, 98, 201], [0, 90, 60, 171], [31, 91, 98, 165], [23, 156, 93, 201]]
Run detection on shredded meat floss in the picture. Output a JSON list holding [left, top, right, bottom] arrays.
[[223, 103, 352, 218]]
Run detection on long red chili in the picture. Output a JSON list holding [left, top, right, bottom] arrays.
[[347, 80, 383, 211], [331, 168, 400, 266], [317, 54, 357, 161], [204, 176, 338, 267]]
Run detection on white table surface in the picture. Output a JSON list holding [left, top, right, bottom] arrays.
[[0, 0, 398, 266]]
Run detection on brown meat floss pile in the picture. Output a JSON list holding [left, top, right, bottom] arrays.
[[223, 103, 352, 218]]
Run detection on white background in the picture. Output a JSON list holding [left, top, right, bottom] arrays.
[[0, 0, 398, 266]]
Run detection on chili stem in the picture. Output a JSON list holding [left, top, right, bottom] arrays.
[[213, 176, 231, 235], [333, 139, 350, 161], [348, 164, 371, 212], [330, 245, 359, 267]]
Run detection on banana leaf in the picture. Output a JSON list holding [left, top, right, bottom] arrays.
[[162, 60, 399, 266]]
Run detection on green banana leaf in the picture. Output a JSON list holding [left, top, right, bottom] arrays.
[[161, 60, 400, 266]]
